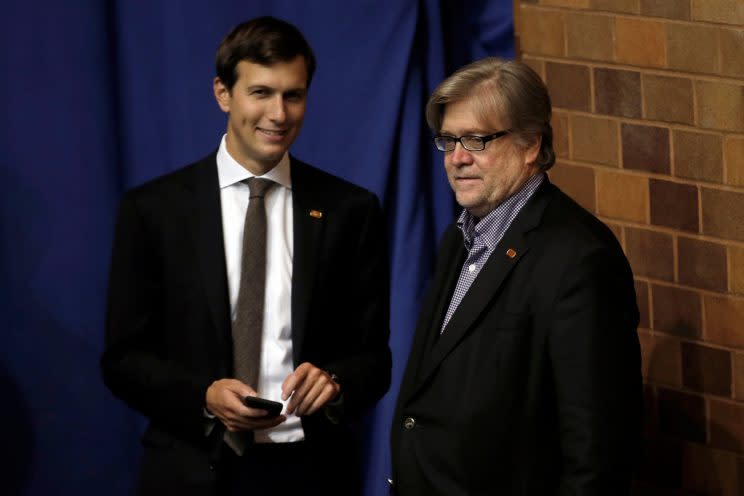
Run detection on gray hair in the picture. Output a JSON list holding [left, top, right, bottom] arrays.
[[426, 57, 555, 171]]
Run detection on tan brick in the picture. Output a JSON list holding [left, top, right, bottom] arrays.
[[702, 188, 744, 242], [725, 136, 744, 187], [590, 0, 639, 13], [681, 342, 732, 396], [649, 179, 698, 233], [565, 13, 614, 61], [520, 7, 566, 57], [691, 0, 744, 25], [594, 68, 642, 119], [735, 353, 744, 400], [705, 294, 744, 348], [677, 237, 728, 292], [720, 28, 744, 79], [546, 63, 591, 111], [548, 162, 596, 212], [571, 115, 619, 166], [639, 331, 682, 386], [552, 111, 569, 159], [696, 81, 744, 132], [616, 18, 666, 67], [597, 170, 647, 222], [636, 279, 650, 329], [731, 246, 744, 296], [681, 443, 739, 495], [709, 399, 744, 454], [541, 0, 589, 7], [522, 57, 545, 79], [641, 0, 691, 20], [625, 227, 673, 280], [673, 130, 723, 183], [667, 24, 719, 75], [653, 284, 702, 338], [643, 74, 694, 125], [607, 222, 622, 243], [622, 123, 670, 174]]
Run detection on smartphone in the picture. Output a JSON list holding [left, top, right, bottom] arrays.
[[243, 396, 283, 418]]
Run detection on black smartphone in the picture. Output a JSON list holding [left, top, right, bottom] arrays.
[[243, 396, 283, 418]]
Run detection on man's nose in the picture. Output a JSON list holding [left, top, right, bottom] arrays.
[[450, 141, 473, 165], [267, 96, 287, 122]]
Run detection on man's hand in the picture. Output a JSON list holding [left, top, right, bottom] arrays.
[[282, 362, 341, 416], [205, 379, 286, 432]]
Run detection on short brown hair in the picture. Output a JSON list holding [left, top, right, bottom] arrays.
[[215, 16, 316, 91], [426, 58, 555, 170]]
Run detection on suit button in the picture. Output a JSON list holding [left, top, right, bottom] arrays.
[[208, 464, 215, 471], [403, 417, 416, 430]]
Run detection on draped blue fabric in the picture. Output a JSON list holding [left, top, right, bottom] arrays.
[[0, 1, 512, 494]]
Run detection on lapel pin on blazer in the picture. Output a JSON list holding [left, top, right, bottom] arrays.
[[506, 248, 517, 259], [309, 209, 323, 219]]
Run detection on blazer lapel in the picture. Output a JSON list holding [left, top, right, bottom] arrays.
[[289, 159, 326, 365], [191, 154, 233, 371], [411, 179, 557, 395]]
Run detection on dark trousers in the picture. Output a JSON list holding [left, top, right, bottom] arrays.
[[218, 440, 361, 496]]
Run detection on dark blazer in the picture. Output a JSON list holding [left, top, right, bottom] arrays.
[[391, 179, 642, 495], [102, 153, 390, 495]]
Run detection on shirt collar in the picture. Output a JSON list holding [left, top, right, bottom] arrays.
[[216, 134, 292, 190]]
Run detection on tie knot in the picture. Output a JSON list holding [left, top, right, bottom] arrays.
[[246, 177, 275, 198]]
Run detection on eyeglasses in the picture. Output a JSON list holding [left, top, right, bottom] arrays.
[[433, 130, 511, 152]]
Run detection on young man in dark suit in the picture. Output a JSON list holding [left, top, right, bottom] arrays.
[[102, 17, 390, 495], [391, 58, 642, 495]]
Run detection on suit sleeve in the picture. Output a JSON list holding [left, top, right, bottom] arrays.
[[101, 193, 212, 442], [548, 247, 643, 495], [322, 192, 391, 419]]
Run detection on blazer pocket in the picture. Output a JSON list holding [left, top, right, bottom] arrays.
[[491, 311, 531, 331]]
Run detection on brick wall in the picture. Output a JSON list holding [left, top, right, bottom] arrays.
[[514, 0, 744, 494]]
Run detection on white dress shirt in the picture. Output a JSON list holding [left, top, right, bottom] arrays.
[[216, 135, 304, 443]]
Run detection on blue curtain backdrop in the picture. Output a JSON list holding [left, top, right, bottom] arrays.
[[0, 1, 512, 494]]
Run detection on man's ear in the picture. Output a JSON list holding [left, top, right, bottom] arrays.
[[213, 77, 231, 113], [523, 134, 542, 167]]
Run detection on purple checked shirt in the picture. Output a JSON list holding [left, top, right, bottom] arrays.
[[441, 172, 545, 333]]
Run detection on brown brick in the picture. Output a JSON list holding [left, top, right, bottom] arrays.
[[657, 387, 707, 443], [720, 28, 744, 79], [541, 0, 589, 7], [552, 111, 569, 159], [522, 57, 545, 80], [641, 0, 691, 19], [640, 331, 682, 386], [704, 294, 744, 348], [548, 162, 596, 212], [677, 237, 728, 292], [590, 0, 639, 13], [545, 63, 590, 111], [709, 399, 744, 454], [643, 75, 694, 125], [725, 136, 744, 188], [653, 284, 702, 339], [666, 24, 720, 75], [673, 130, 723, 183], [734, 353, 744, 400], [565, 13, 614, 61], [520, 7, 566, 57], [626, 229, 674, 281], [636, 437, 684, 489], [681, 342, 732, 396], [731, 246, 744, 296], [597, 170, 648, 223], [691, 0, 744, 25], [702, 188, 744, 242], [607, 222, 622, 243], [649, 179, 698, 233], [681, 443, 739, 495], [572, 115, 619, 166], [622, 124, 670, 174], [616, 18, 666, 67], [636, 279, 650, 329], [642, 384, 658, 436], [696, 81, 744, 133], [595, 68, 641, 118]]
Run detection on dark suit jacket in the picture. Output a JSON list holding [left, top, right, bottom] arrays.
[[102, 153, 391, 495], [391, 179, 642, 495]]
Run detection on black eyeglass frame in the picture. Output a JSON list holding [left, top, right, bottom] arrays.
[[433, 130, 511, 152]]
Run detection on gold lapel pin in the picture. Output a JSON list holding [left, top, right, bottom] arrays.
[[506, 248, 517, 259], [309, 209, 323, 219]]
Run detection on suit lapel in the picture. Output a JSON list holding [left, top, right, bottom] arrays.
[[289, 158, 326, 365], [407, 180, 557, 399], [190, 154, 233, 370]]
